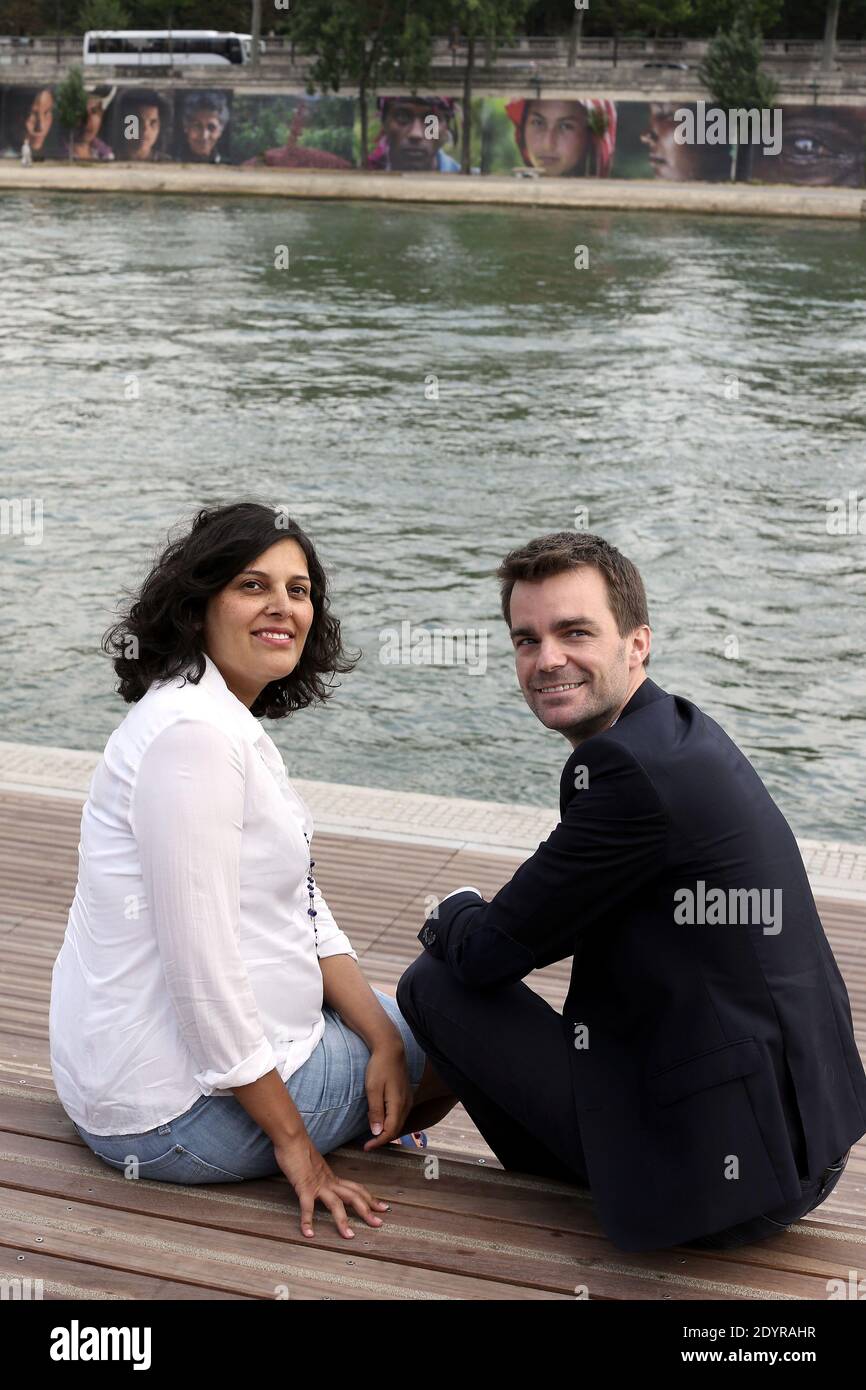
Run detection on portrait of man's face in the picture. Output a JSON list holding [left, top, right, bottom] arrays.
[[25, 89, 54, 151], [523, 101, 589, 176], [383, 100, 450, 171], [750, 107, 866, 187], [184, 106, 225, 160]]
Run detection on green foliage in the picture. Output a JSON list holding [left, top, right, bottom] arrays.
[[78, 0, 130, 29], [76, 0, 252, 29], [7, 0, 866, 43], [394, 9, 438, 90], [520, 0, 866, 41], [690, 0, 783, 35], [698, 9, 779, 108], [477, 96, 528, 172], [286, 0, 445, 161], [440, 1, 533, 171], [585, 0, 696, 37], [3, 0, 48, 37], [55, 64, 88, 138], [231, 104, 290, 157], [288, 0, 436, 93], [230, 94, 354, 165], [444, 0, 532, 46], [297, 125, 353, 157]]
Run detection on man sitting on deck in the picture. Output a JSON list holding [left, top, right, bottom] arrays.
[[397, 532, 866, 1252]]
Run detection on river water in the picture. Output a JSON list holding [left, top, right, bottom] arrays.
[[1, 192, 864, 839]]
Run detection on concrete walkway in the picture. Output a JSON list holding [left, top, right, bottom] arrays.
[[1, 740, 864, 902], [1, 162, 864, 220]]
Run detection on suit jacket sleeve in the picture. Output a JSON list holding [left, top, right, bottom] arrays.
[[418, 739, 667, 987]]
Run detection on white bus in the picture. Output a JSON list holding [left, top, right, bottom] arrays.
[[83, 31, 263, 67]]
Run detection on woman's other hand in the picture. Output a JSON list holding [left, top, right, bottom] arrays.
[[273, 1133, 390, 1240], [362, 1040, 414, 1151]]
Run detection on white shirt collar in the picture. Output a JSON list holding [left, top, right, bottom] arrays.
[[197, 652, 265, 747]]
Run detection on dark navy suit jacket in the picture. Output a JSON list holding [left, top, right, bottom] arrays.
[[417, 677, 866, 1250]]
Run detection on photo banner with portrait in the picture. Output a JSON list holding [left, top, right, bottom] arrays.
[[173, 89, 233, 164], [0, 85, 60, 160], [1, 84, 864, 186], [748, 105, 866, 187], [475, 97, 866, 186], [232, 93, 354, 169], [615, 102, 866, 184], [111, 87, 175, 163], [479, 97, 618, 177], [362, 96, 463, 173], [614, 102, 732, 181]]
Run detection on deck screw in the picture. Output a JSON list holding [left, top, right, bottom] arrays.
[[35, 1237, 44, 1243]]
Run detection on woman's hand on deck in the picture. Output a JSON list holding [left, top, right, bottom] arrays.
[[273, 1135, 390, 1240], [362, 1040, 414, 1151]]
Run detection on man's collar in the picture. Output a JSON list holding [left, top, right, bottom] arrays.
[[616, 674, 667, 722], [558, 675, 667, 808], [198, 652, 265, 746]]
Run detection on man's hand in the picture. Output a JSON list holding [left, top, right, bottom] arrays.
[[362, 1040, 414, 1151]]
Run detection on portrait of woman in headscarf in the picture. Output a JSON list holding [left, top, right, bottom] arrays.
[[505, 97, 617, 177]]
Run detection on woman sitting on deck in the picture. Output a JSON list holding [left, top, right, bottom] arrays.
[[48, 501, 457, 1240]]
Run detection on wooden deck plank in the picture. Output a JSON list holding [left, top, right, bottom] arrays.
[[0, 1186, 570, 1301], [1, 786, 865, 1299], [2, 1121, 857, 1302], [0, 1248, 256, 1300]]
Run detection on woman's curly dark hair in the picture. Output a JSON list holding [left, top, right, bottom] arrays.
[[102, 501, 359, 718]]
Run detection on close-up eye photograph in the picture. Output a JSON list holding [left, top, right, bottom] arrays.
[[1, 0, 864, 1360]]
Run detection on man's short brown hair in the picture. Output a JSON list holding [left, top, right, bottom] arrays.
[[496, 531, 651, 667]]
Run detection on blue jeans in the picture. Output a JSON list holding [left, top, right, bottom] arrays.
[[73, 990, 427, 1184]]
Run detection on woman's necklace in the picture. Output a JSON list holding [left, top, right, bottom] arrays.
[[302, 830, 319, 948]]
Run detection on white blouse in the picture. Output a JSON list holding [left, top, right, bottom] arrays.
[[49, 652, 357, 1136]]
